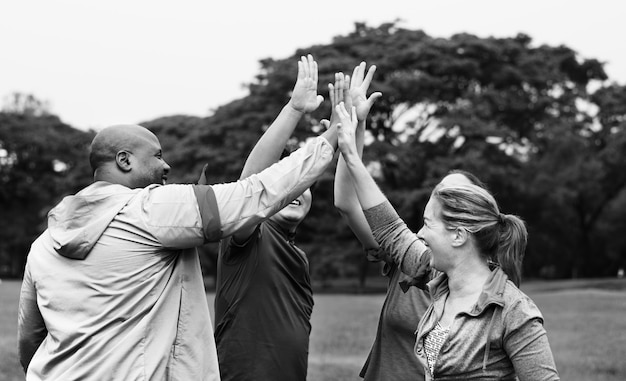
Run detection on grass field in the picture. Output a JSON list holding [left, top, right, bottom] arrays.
[[2, 278, 626, 380]]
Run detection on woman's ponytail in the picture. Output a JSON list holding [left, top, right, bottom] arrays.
[[496, 214, 527, 287]]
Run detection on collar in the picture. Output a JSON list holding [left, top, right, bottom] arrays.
[[427, 267, 508, 315], [266, 219, 297, 244]]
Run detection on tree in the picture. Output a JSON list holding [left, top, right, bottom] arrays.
[[208, 22, 619, 280], [5, 23, 626, 281], [0, 95, 94, 277]]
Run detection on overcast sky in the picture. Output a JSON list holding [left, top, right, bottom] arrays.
[[2, 0, 624, 130]]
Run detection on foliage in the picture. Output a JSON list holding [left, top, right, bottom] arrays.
[[0, 104, 94, 276], [2, 22, 626, 280]]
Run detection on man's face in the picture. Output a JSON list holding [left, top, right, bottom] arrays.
[[130, 134, 170, 188], [270, 188, 313, 231]]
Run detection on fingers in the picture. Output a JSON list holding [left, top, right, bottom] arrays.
[[301, 55, 310, 79], [351, 62, 366, 89], [296, 60, 304, 80], [344, 74, 353, 110], [366, 91, 383, 107], [362, 65, 377, 90], [334, 72, 345, 104], [299, 54, 318, 82], [335, 102, 354, 124], [309, 54, 318, 84]]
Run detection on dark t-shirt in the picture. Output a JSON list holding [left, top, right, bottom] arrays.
[[360, 262, 430, 380], [214, 220, 314, 381]]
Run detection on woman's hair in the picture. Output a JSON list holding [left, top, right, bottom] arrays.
[[432, 182, 527, 286], [446, 169, 488, 190]]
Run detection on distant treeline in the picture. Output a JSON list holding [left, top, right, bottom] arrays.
[[2, 22, 625, 282]]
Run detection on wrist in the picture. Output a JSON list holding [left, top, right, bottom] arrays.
[[286, 101, 305, 115]]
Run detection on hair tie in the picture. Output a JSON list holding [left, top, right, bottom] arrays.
[[498, 213, 506, 225]]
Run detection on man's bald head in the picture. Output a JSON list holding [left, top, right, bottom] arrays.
[[89, 124, 169, 188], [89, 124, 158, 173]]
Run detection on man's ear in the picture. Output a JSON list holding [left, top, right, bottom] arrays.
[[115, 150, 132, 172], [450, 227, 468, 248]]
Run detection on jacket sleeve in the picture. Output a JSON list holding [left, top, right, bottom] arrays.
[[503, 297, 560, 380], [194, 136, 335, 240], [17, 262, 47, 373], [363, 200, 432, 287]]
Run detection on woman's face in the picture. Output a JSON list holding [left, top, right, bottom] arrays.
[[417, 173, 474, 271], [418, 196, 455, 271]]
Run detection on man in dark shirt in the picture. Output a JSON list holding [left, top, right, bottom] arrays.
[[213, 54, 323, 381]]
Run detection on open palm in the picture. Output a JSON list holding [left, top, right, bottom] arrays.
[[349, 62, 382, 121], [290, 54, 324, 113]]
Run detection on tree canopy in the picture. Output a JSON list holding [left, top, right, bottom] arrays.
[[2, 22, 625, 281]]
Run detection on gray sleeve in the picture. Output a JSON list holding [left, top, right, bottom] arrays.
[[363, 200, 431, 284], [17, 263, 47, 373], [191, 184, 222, 242], [504, 298, 560, 380]]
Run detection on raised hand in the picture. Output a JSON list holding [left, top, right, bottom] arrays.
[[336, 102, 359, 160], [328, 72, 350, 128], [288, 54, 324, 113], [349, 62, 382, 122]]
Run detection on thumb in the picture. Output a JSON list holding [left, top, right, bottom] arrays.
[[315, 95, 324, 108], [367, 92, 383, 105], [319, 119, 331, 130]]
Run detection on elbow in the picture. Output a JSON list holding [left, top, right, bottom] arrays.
[[334, 200, 348, 214], [334, 206, 351, 223], [334, 195, 356, 216]]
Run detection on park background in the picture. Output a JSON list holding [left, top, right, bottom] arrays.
[[2, 1, 626, 379]]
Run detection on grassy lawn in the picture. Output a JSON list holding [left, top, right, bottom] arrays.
[[2, 278, 625, 380]]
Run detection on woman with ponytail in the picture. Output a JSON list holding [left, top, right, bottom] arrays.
[[334, 102, 559, 380]]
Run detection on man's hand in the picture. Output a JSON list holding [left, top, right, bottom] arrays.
[[288, 54, 324, 113], [349, 62, 382, 122]]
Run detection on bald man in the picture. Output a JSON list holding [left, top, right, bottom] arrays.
[[17, 122, 338, 381]]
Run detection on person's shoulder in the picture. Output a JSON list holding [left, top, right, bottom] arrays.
[[501, 281, 543, 322], [137, 183, 196, 200]]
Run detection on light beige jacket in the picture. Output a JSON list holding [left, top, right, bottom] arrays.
[[18, 136, 334, 381]]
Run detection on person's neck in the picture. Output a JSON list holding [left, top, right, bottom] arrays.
[[269, 218, 298, 234], [446, 255, 491, 298], [94, 168, 130, 187]]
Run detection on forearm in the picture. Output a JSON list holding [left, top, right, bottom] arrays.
[[334, 120, 365, 211], [363, 201, 430, 279], [240, 103, 303, 179], [334, 121, 378, 248], [320, 124, 338, 150], [341, 150, 387, 210], [212, 136, 335, 237]]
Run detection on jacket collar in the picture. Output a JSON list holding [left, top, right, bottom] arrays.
[[266, 219, 297, 244], [427, 266, 508, 316]]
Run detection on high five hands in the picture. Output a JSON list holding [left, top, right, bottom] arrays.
[[349, 62, 382, 123], [288, 54, 324, 113], [322, 61, 382, 131]]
